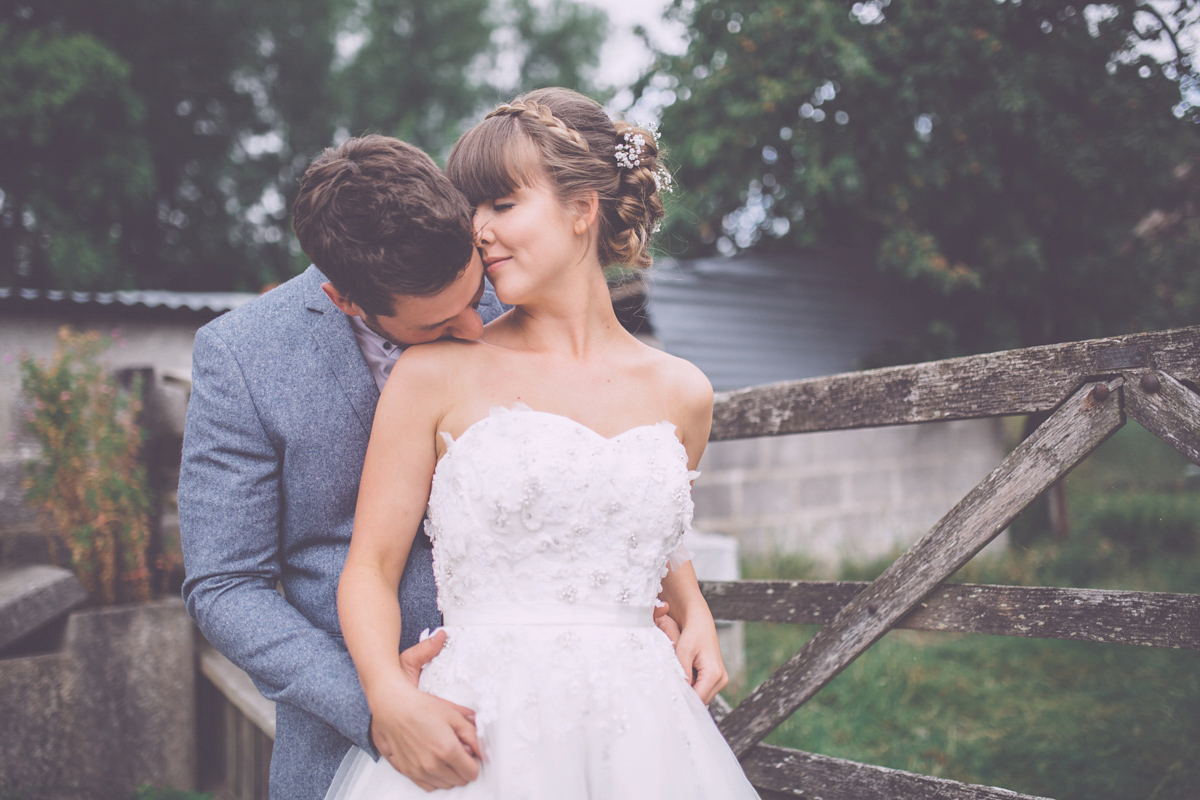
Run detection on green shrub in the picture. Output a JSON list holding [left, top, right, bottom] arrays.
[[20, 327, 154, 605]]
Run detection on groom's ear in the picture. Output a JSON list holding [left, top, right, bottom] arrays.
[[321, 281, 364, 317], [570, 191, 600, 235]]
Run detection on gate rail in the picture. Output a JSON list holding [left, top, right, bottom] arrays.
[[701, 324, 1200, 800]]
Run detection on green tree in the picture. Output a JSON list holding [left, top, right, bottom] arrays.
[[643, 0, 1200, 356], [0, 0, 605, 292]]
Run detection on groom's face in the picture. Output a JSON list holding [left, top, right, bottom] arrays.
[[322, 250, 488, 346]]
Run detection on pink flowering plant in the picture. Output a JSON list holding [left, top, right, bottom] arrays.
[[19, 327, 153, 605]]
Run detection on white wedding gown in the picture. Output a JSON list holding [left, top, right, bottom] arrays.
[[325, 405, 760, 799]]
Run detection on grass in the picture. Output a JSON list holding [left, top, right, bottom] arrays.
[[732, 421, 1200, 800]]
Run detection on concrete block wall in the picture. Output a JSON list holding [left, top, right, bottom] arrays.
[[692, 418, 1010, 572]]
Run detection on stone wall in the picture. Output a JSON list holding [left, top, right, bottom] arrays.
[[692, 418, 1011, 572], [0, 597, 196, 797]]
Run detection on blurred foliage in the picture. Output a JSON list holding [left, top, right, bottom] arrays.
[[0, 0, 606, 292], [130, 788, 212, 800], [642, 0, 1200, 357], [20, 327, 160, 606]]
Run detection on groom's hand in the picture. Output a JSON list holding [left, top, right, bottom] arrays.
[[653, 603, 682, 644], [368, 631, 484, 791], [398, 628, 448, 685]]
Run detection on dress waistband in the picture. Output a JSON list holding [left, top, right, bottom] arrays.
[[442, 603, 655, 628]]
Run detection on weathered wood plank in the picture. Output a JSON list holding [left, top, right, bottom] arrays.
[[718, 379, 1125, 756], [200, 645, 276, 740], [741, 743, 1054, 800], [711, 325, 1198, 440], [1123, 369, 1200, 466], [0, 564, 87, 650], [700, 580, 1200, 650]]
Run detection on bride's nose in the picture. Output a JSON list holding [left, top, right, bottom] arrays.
[[473, 209, 494, 245]]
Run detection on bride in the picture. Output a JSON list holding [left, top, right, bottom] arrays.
[[328, 87, 760, 799]]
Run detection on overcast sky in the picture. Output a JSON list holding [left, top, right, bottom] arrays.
[[579, 0, 685, 87]]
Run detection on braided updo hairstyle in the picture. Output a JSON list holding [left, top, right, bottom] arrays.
[[446, 87, 667, 269]]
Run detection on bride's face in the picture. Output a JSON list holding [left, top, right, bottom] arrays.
[[473, 175, 593, 305]]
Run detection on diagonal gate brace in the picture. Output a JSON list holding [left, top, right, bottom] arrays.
[[1123, 369, 1200, 466], [719, 378, 1127, 757]]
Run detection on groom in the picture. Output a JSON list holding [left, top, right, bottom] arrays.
[[179, 135, 504, 799]]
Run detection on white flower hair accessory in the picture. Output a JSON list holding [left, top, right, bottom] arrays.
[[653, 166, 674, 194], [615, 124, 675, 194], [614, 132, 647, 169]]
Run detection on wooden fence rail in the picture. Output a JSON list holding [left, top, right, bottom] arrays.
[[702, 324, 1200, 799], [198, 645, 274, 800]]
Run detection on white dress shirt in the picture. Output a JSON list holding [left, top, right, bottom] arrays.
[[346, 313, 404, 392]]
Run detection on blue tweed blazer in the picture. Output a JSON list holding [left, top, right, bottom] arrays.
[[179, 265, 505, 800]]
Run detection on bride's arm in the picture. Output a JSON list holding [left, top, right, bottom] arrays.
[[338, 346, 482, 790], [657, 360, 729, 705]]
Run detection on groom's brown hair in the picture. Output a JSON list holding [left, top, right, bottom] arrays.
[[293, 135, 475, 317]]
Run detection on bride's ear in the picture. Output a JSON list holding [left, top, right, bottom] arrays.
[[571, 191, 600, 235]]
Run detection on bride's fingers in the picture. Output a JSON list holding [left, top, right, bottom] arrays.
[[675, 643, 698, 686], [450, 713, 487, 765], [692, 656, 730, 704], [692, 666, 723, 704], [444, 699, 477, 725]]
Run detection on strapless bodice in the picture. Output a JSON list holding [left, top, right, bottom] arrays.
[[423, 405, 698, 612]]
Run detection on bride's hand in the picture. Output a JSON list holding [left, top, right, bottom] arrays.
[[674, 611, 729, 706], [368, 632, 485, 791]]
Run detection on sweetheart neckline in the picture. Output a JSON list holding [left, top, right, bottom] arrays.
[[438, 405, 682, 462]]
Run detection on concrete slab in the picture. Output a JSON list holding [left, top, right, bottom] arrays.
[[0, 564, 87, 651]]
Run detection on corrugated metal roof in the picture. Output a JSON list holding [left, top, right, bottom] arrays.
[[645, 254, 916, 391], [0, 287, 256, 314]]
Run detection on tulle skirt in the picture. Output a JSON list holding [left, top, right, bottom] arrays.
[[324, 604, 759, 799]]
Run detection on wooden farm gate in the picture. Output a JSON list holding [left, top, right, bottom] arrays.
[[698, 324, 1200, 799]]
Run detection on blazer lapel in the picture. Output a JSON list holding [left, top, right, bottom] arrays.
[[302, 268, 379, 436]]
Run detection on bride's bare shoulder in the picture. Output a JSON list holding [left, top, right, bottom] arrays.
[[380, 339, 488, 408], [630, 344, 713, 455], [633, 343, 712, 410]]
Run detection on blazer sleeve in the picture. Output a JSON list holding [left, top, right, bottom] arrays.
[[179, 324, 378, 757]]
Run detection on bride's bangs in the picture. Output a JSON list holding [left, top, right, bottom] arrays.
[[447, 119, 543, 206]]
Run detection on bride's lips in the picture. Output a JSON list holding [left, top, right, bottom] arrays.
[[483, 256, 509, 272]]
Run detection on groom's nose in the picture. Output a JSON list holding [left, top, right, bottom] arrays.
[[443, 307, 484, 341]]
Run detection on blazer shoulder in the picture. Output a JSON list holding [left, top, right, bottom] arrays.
[[200, 267, 324, 342]]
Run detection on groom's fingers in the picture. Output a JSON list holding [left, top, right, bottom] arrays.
[[654, 605, 682, 645], [398, 629, 447, 684]]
